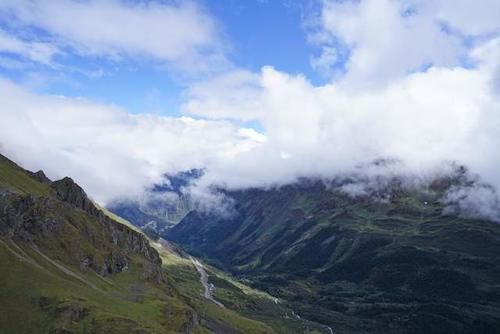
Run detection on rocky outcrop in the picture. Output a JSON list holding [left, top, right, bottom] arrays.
[[181, 311, 200, 334], [30, 170, 52, 184], [104, 215, 164, 281], [51, 177, 101, 216], [0, 194, 57, 240], [0, 172, 163, 283], [50, 176, 164, 281]]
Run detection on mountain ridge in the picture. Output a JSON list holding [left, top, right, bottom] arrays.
[[0, 153, 178, 333], [167, 175, 500, 333], [107, 170, 202, 239], [0, 152, 321, 334]]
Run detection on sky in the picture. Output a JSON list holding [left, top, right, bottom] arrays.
[[0, 0, 321, 114], [0, 0, 500, 219]]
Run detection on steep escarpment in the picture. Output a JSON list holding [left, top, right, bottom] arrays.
[[0, 193, 162, 282], [168, 178, 500, 333], [0, 154, 175, 333], [52, 176, 163, 280], [0, 166, 163, 282]]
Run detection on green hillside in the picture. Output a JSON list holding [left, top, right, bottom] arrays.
[[0, 154, 279, 334], [168, 179, 500, 333], [0, 154, 187, 333], [5, 150, 499, 333]]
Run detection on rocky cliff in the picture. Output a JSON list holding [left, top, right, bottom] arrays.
[[0, 155, 163, 282]]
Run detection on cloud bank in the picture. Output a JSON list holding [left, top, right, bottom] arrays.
[[0, 78, 263, 203], [0, 0, 500, 222]]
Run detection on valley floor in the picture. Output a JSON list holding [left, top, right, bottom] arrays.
[[155, 239, 335, 334], [191, 257, 225, 308]]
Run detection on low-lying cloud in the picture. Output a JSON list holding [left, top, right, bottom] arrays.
[[0, 77, 263, 203], [1, 0, 500, 221]]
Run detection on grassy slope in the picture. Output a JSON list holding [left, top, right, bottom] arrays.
[[0, 155, 191, 333], [168, 182, 500, 333], [97, 203, 144, 234], [157, 240, 336, 334], [0, 155, 51, 196], [0, 154, 281, 333], [0, 237, 192, 334], [156, 242, 279, 334]]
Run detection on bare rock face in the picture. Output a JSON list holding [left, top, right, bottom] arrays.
[[51, 176, 163, 281], [51, 177, 100, 216], [30, 170, 52, 184], [0, 172, 164, 283]]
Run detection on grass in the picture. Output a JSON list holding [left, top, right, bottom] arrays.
[[0, 237, 193, 334], [158, 241, 334, 333], [0, 154, 196, 333], [0, 152, 298, 333], [158, 246, 278, 333], [0, 155, 51, 196], [97, 204, 145, 235]]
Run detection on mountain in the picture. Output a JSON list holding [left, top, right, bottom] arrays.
[[107, 170, 200, 239], [167, 176, 500, 333], [5, 149, 500, 333], [0, 154, 287, 334], [0, 154, 178, 333]]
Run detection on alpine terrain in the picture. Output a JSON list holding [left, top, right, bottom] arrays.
[[0, 153, 322, 334], [166, 170, 500, 333]]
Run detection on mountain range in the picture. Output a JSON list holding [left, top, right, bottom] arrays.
[[166, 172, 500, 333], [0, 153, 308, 334], [2, 151, 500, 333], [107, 170, 202, 240]]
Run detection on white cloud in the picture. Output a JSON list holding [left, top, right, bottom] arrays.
[[0, 56, 27, 69], [238, 128, 267, 144], [444, 184, 500, 222], [0, 28, 60, 66], [0, 78, 263, 204], [0, 0, 225, 71], [432, 0, 500, 36], [181, 39, 500, 195], [307, 0, 500, 88], [310, 46, 339, 77], [1, 0, 500, 223], [182, 70, 263, 120], [311, 0, 465, 88]]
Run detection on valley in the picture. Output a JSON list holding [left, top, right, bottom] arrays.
[[191, 256, 225, 308], [0, 153, 335, 333], [3, 149, 500, 333], [0, 154, 274, 333], [165, 176, 500, 333]]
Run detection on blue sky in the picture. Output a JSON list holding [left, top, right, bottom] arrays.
[[207, 0, 320, 78], [1, 0, 493, 116], [0, 0, 324, 116]]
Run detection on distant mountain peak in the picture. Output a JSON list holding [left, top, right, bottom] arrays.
[[107, 169, 201, 239], [151, 168, 204, 194]]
